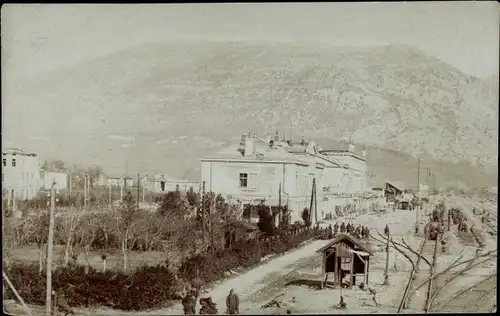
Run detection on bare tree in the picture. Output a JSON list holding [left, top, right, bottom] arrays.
[[116, 192, 140, 272], [60, 210, 82, 267], [78, 214, 99, 273], [28, 214, 49, 274]]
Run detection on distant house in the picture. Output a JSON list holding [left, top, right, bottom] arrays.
[[2, 147, 43, 200], [107, 176, 134, 187], [385, 181, 405, 201], [141, 174, 201, 194]]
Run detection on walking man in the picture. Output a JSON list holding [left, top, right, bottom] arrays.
[[226, 289, 240, 314]]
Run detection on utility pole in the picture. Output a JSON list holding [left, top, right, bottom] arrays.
[[201, 181, 206, 238], [309, 178, 314, 225], [313, 178, 318, 224], [45, 180, 56, 316], [383, 231, 390, 285], [415, 158, 421, 233], [108, 184, 112, 207], [68, 165, 72, 198], [125, 160, 129, 190], [84, 175, 87, 208], [142, 176, 146, 203], [136, 173, 140, 209], [278, 182, 282, 229]]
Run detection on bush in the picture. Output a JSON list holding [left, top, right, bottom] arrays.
[[5, 263, 177, 311]]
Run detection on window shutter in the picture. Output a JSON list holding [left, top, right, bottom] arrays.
[[248, 173, 259, 189]]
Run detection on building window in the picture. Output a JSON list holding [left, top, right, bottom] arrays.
[[12, 159, 16, 167], [2, 158, 6, 167], [239, 173, 248, 188]]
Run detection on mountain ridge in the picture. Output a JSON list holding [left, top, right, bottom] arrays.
[[2, 40, 497, 186]]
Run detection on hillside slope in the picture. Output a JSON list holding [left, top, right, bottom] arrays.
[[2, 40, 497, 182]]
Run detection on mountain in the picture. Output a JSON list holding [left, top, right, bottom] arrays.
[[2, 40, 498, 184]]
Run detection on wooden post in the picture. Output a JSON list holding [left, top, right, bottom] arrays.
[[84, 176, 87, 208], [350, 251, 355, 286], [364, 256, 368, 285], [136, 173, 140, 209], [321, 251, 327, 289], [314, 178, 318, 224], [366, 258, 370, 285], [309, 179, 314, 225], [142, 177, 146, 203], [3, 271, 32, 315], [120, 179, 124, 202], [383, 232, 390, 285], [334, 245, 340, 288], [45, 181, 56, 316], [12, 189, 16, 213], [201, 181, 206, 238], [278, 182, 282, 228], [108, 184, 112, 207]]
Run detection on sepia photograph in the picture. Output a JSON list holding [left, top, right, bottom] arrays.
[[1, 2, 498, 315]]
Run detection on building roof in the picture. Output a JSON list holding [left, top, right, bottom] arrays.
[[2, 147, 37, 157], [386, 180, 406, 192], [316, 233, 373, 255], [202, 135, 344, 168]]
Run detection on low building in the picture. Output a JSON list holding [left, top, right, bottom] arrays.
[[141, 174, 201, 194], [200, 131, 371, 224], [107, 176, 134, 187], [385, 180, 405, 202], [2, 147, 43, 200]]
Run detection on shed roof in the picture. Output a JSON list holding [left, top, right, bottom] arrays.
[[386, 180, 406, 191], [227, 220, 259, 232], [316, 233, 373, 255]]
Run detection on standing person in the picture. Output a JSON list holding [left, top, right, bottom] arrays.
[[333, 222, 339, 235], [182, 290, 197, 315], [384, 224, 390, 236], [340, 222, 346, 233], [226, 289, 240, 314], [52, 290, 75, 316]]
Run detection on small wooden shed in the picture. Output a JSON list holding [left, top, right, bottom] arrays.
[[316, 233, 373, 289]]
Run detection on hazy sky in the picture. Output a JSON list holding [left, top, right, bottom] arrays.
[[2, 2, 499, 79]]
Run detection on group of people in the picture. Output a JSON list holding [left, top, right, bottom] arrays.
[[332, 222, 371, 240], [182, 288, 239, 315]]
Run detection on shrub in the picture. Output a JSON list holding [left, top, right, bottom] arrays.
[[5, 263, 177, 311]]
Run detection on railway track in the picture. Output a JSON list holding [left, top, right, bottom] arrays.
[[429, 273, 496, 313], [375, 225, 497, 314], [375, 227, 439, 313]]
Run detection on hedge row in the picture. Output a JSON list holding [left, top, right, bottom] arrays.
[[5, 229, 317, 311]]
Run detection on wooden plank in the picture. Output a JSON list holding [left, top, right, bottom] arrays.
[[363, 259, 370, 285], [322, 251, 326, 289], [350, 251, 355, 286], [355, 252, 366, 264], [334, 245, 340, 287]]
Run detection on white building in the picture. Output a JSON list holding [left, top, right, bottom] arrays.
[[42, 172, 68, 191], [200, 132, 370, 223], [2, 148, 43, 200], [141, 174, 201, 194], [107, 176, 134, 187]]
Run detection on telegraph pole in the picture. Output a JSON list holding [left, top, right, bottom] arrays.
[[278, 182, 282, 228], [45, 180, 56, 316], [136, 173, 140, 209], [416, 158, 420, 233], [201, 181, 206, 238], [313, 178, 318, 224], [84, 175, 87, 208]]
